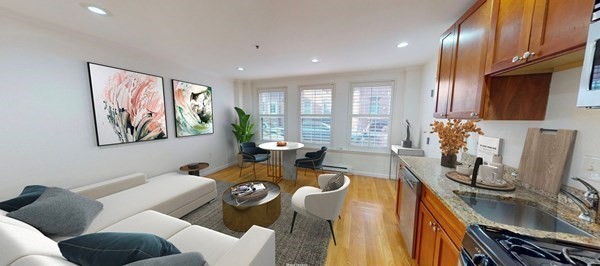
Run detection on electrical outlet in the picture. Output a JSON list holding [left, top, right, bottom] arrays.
[[582, 155, 600, 178]]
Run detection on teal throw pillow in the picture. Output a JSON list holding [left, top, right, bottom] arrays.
[[59, 232, 181, 266], [0, 185, 47, 212]]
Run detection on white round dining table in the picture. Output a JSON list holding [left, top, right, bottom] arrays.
[[258, 142, 304, 183]]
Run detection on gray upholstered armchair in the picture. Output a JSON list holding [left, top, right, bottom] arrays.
[[294, 146, 327, 182], [239, 142, 271, 179]]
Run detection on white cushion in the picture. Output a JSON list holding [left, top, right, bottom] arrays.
[[0, 209, 7, 215], [0, 212, 40, 232], [0, 223, 63, 266], [99, 210, 190, 239], [10, 255, 75, 266], [70, 173, 147, 200], [79, 173, 215, 234], [168, 225, 237, 265]]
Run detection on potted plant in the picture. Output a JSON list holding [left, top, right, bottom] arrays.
[[431, 119, 484, 167], [231, 107, 255, 166]]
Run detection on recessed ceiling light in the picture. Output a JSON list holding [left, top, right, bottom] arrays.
[[237, 67, 245, 71], [81, 3, 111, 16], [311, 58, 320, 63], [397, 42, 409, 48]]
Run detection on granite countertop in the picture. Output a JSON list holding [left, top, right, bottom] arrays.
[[399, 156, 600, 246]]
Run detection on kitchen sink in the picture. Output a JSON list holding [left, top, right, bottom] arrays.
[[456, 193, 594, 237]]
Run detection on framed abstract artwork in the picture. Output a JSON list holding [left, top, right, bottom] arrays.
[[88, 62, 168, 146], [172, 80, 214, 137]]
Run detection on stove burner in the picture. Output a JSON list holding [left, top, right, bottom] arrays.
[[499, 236, 600, 266]]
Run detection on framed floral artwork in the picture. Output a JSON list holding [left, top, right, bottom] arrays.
[[88, 62, 168, 146], [172, 80, 214, 137]]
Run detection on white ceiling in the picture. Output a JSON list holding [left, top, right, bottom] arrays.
[[0, 0, 475, 80]]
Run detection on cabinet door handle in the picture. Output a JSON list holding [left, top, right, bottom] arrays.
[[523, 51, 536, 59], [511, 55, 523, 63], [429, 221, 433, 227]]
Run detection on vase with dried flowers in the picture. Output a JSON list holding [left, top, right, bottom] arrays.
[[431, 119, 484, 167]]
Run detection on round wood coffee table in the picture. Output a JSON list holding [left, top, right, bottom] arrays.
[[222, 181, 281, 232]]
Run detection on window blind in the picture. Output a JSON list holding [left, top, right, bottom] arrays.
[[350, 83, 392, 148], [300, 86, 333, 144], [259, 90, 285, 141]]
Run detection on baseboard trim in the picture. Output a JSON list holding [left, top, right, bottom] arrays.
[[204, 160, 390, 179], [350, 170, 388, 179], [202, 160, 238, 176]]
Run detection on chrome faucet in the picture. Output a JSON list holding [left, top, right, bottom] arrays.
[[561, 188, 596, 222], [572, 177, 599, 208]]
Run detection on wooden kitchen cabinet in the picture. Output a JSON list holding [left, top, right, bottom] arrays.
[[434, 0, 491, 119], [416, 202, 437, 266], [487, 0, 592, 74], [415, 186, 464, 266], [433, 0, 577, 120], [416, 202, 459, 266], [434, 227, 460, 266], [434, 28, 455, 118]]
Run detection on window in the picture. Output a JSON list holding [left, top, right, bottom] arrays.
[[299, 85, 333, 145], [350, 82, 393, 148], [258, 89, 285, 141]]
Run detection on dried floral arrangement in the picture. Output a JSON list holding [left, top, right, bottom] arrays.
[[431, 119, 484, 155]]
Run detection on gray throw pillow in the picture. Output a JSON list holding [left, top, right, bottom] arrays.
[[323, 172, 345, 192], [125, 252, 207, 266], [7, 187, 103, 236]]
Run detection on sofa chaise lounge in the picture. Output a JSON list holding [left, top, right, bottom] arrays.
[[0, 172, 276, 266]]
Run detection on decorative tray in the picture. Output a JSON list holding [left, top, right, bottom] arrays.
[[276, 141, 287, 146], [445, 171, 515, 191], [231, 182, 268, 200]]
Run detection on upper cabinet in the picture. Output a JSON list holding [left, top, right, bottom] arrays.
[[435, 0, 491, 119], [434, 28, 455, 118], [487, 0, 593, 74], [447, 0, 492, 119], [434, 0, 592, 120]]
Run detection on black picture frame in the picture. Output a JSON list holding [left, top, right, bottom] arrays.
[[88, 62, 168, 146], [172, 79, 215, 137]]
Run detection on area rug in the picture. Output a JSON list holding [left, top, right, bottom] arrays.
[[181, 181, 329, 265]]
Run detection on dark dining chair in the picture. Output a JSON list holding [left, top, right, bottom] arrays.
[[294, 146, 327, 184], [239, 142, 271, 179]]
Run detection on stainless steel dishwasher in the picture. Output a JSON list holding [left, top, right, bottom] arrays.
[[399, 165, 422, 258]]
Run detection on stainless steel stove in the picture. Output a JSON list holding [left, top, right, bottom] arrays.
[[461, 224, 600, 266]]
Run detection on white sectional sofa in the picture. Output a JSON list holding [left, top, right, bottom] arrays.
[[0, 172, 276, 266]]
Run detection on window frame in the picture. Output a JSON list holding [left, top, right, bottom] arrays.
[[347, 81, 394, 151], [298, 84, 335, 147], [257, 87, 287, 142]]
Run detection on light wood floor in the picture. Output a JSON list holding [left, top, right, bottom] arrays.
[[206, 163, 415, 266]]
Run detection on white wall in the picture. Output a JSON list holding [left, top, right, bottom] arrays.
[[0, 13, 236, 198], [418, 54, 600, 191], [237, 67, 423, 178]]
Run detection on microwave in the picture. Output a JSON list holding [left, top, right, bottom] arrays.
[[578, 0, 600, 108]]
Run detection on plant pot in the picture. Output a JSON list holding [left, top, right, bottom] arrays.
[[441, 153, 457, 168]]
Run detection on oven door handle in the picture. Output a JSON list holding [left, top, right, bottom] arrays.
[[460, 248, 491, 266]]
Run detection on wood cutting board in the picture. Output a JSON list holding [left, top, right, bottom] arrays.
[[518, 128, 577, 195]]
